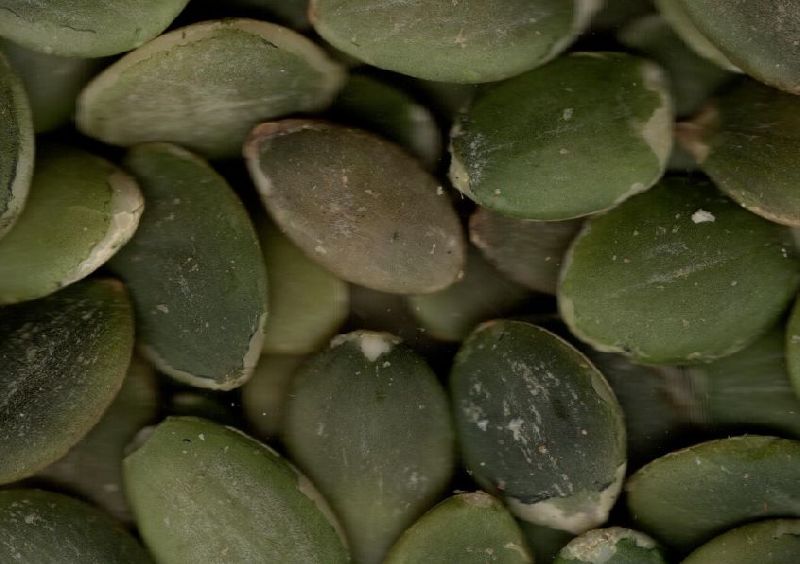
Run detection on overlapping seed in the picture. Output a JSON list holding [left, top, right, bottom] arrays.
[[109, 143, 267, 390], [0, 279, 134, 485], [450, 52, 673, 220], [450, 320, 626, 534], [554, 527, 667, 564], [283, 331, 454, 563], [682, 519, 800, 564], [245, 120, 465, 294], [77, 19, 346, 158], [384, 492, 532, 564], [310, 0, 601, 83]]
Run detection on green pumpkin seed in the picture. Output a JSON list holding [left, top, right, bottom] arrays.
[[331, 74, 441, 169], [470, 208, 582, 294], [124, 416, 349, 563], [242, 354, 307, 439], [245, 120, 465, 294], [36, 354, 159, 523], [0, 0, 189, 57], [0, 144, 143, 305], [0, 39, 103, 133], [619, 15, 732, 117], [688, 325, 800, 439], [554, 527, 667, 564], [77, 19, 345, 159], [653, 0, 739, 71], [259, 219, 348, 355], [682, 519, 800, 564], [0, 52, 33, 240], [384, 492, 532, 564], [450, 52, 672, 220], [283, 331, 454, 563], [679, 79, 800, 227], [407, 248, 531, 342], [559, 176, 800, 364], [0, 279, 134, 485], [0, 489, 152, 563], [626, 435, 800, 552], [109, 143, 268, 391], [450, 320, 626, 534], [667, 0, 800, 95], [310, 0, 601, 83]]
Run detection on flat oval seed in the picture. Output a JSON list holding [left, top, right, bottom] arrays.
[[470, 208, 582, 294], [36, 355, 159, 523], [77, 19, 345, 159], [0, 489, 152, 563], [124, 417, 349, 563], [559, 176, 800, 364], [407, 248, 531, 342], [626, 435, 800, 552], [682, 520, 800, 564], [450, 320, 627, 534], [0, 39, 102, 133], [310, 0, 601, 83], [0, 279, 134, 485], [554, 527, 666, 564], [0, 144, 143, 305], [0, 52, 33, 239], [619, 15, 733, 118], [0, 0, 188, 57], [680, 80, 800, 227], [242, 354, 307, 439], [109, 143, 268, 391], [671, 0, 800, 95], [259, 220, 348, 355], [450, 52, 673, 220], [384, 492, 532, 564], [653, 0, 739, 72], [330, 74, 442, 170], [283, 331, 455, 563], [245, 120, 466, 294]]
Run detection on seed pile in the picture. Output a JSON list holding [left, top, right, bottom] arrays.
[[1, 1, 800, 563]]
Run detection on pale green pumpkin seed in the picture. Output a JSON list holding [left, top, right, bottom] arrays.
[[109, 143, 268, 391], [0, 0, 189, 57], [242, 354, 307, 439], [0, 279, 134, 485], [36, 354, 159, 523], [450, 52, 673, 220], [0, 52, 33, 240], [0, 144, 143, 305], [407, 248, 531, 342], [653, 0, 739, 71], [124, 417, 350, 563], [384, 492, 532, 564], [310, 0, 601, 83], [619, 15, 732, 117], [626, 435, 800, 552], [470, 208, 582, 294], [331, 74, 442, 169], [259, 219, 348, 355], [77, 19, 345, 159], [450, 320, 626, 534], [679, 79, 800, 227], [245, 120, 465, 294], [0, 39, 103, 133], [554, 527, 666, 564], [0, 489, 152, 563], [559, 176, 800, 364], [669, 0, 800, 95], [682, 520, 800, 564], [283, 331, 455, 563]]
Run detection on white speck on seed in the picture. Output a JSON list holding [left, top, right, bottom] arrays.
[[691, 210, 715, 224]]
